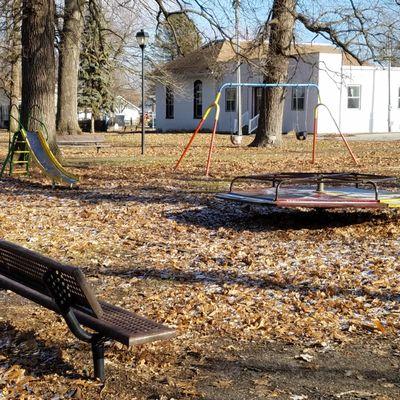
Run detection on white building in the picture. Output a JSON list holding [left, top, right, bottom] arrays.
[[78, 96, 141, 130], [155, 40, 400, 135]]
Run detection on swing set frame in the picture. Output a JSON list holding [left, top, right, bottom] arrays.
[[174, 82, 358, 176]]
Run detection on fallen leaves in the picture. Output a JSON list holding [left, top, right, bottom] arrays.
[[0, 133, 399, 398]]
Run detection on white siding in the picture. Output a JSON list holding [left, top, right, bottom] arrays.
[[338, 66, 400, 134], [316, 54, 400, 134], [156, 77, 217, 132], [315, 52, 344, 134], [283, 54, 319, 133], [155, 48, 400, 135], [217, 65, 253, 133]]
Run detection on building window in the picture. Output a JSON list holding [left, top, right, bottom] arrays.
[[225, 88, 236, 112], [398, 87, 400, 108], [166, 86, 174, 119], [193, 80, 202, 119], [291, 87, 305, 111], [347, 85, 361, 109]]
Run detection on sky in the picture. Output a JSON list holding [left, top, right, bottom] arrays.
[[164, 0, 400, 46], [155, 0, 337, 45]]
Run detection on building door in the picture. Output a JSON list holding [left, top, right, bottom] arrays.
[[252, 87, 262, 117]]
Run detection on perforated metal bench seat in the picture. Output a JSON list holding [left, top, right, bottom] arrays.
[[79, 301, 175, 346], [0, 273, 175, 346], [0, 240, 176, 380]]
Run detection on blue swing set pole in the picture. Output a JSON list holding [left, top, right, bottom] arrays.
[[218, 82, 320, 93]]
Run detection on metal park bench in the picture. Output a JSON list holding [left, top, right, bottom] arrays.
[[57, 134, 110, 153], [0, 240, 175, 381]]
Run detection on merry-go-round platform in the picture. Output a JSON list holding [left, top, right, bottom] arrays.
[[216, 173, 400, 209]]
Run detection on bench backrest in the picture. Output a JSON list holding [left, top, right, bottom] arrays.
[[0, 240, 103, 317], [57, 134, 105, 144]]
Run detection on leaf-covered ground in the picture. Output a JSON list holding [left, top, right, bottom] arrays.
[[0, 131, 399, 399]]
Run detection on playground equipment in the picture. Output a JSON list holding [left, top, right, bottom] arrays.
[[1, 110, 78, 187], [230, 112, 260, 145], [174, 83, 358, 176], [216, 172, 400, 209]]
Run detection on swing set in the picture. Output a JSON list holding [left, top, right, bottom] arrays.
[[174, 82, 358, 176]]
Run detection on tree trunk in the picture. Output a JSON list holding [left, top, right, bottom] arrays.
[[21, 0, 57, 152], [9, 60, 21, 133], [90, 114, 95, 134], [56, 0, 84, 135], [250, 0, 296, 147], [9, 0, 21, 133]]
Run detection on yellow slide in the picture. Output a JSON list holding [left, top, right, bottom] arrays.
[[21, 129, 78, 186]]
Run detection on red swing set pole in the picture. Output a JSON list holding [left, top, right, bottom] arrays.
[[174, 104, 215, 171], [174, 91, 222, 172]]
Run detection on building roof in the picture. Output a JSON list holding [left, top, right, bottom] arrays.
[[162, 40, 367, 75]]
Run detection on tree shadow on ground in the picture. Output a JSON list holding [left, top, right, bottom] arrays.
[[0, 177, 206, 206], [0, 321, 86, 379], [98, 263, 400, 304], [166, 201, 395, 232], [0, 176, 397, 231]]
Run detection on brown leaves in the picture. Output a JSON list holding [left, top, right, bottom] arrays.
[[0, 133, 399, 398]]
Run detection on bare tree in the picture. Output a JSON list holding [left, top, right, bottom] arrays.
[[250, 0, 296, 147], [21, 0, 57, 151], [57, 0, 85, 135], [147, 0, 400, 146], [9, 0, 21, 133], [252, 0, 400, 146], [0, 0, 22, 133]]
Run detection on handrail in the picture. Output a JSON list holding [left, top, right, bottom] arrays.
[[28, 114, 49, 140], [8, 105, 22, 150], [26, 104, 42, 128], [228, 173, 387, 202]]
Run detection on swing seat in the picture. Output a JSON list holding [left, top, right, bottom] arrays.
[[296, 131, 307, 140], [230, 135, 243, 145]]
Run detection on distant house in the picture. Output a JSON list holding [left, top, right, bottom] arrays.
[[155, 40, 400, 134], [112, 96, 141, 127], [78, 95, 141, 131]]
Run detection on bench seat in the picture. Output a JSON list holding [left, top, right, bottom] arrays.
[[0, 240, 176, 380], [0, 273, 175, 347]]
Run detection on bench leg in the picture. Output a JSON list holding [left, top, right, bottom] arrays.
[[91, 336, 105, 381]]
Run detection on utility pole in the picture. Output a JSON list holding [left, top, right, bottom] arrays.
[[388, 35, 392, 133], [234, 0, 242, 144]]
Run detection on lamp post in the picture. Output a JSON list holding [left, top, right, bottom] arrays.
[[136, 29, 149, 154]]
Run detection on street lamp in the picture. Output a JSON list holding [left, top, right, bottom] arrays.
[[136, 29, 149, 154]]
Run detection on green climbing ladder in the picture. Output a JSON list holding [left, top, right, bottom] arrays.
[[0, 104, 31, 179], [0, 130, 31, 178]]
